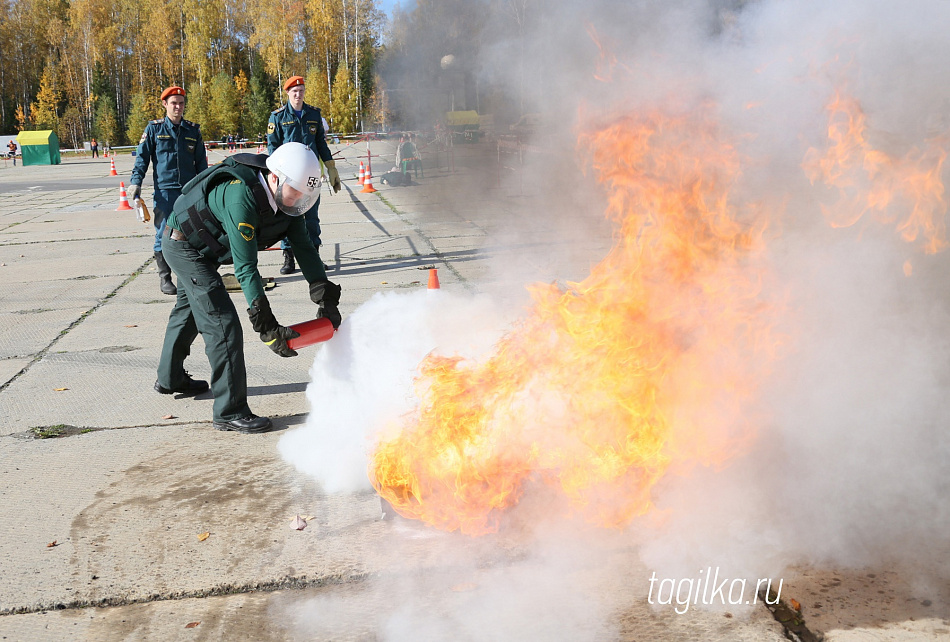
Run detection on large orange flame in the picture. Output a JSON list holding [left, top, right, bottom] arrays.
[[803, 91, 948, 254], [370, 107, 782, 535]]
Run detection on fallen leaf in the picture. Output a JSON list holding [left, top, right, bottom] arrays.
[[162, 414, 176, 420], [381, 281, 388, 284], [124, 324, 138, 328], [184, 621, 200, 628], [292, 515, 307, 531], [54, 387, 68, 391], [197, 532, 210, 541], [47, 540, 58, 547], [790, 598, 801, 611], [410, 281, 420, 285]]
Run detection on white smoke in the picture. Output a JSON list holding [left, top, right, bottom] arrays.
[[281, 0, 950, 632], [278, 289, 505, 494]]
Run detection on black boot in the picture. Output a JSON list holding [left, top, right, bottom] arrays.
[[280, 249, 296, 275], [155, 251, 177, 295]]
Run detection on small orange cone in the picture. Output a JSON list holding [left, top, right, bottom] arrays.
[[428, 268, 440, 290], [116, 181, 134, 211], [109, 158, 118, 176], [358, 161, 366, 185], [258, 143, 266, 153], [361, 170, 377, 193]]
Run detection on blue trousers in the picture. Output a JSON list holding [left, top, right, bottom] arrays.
[[153, 188, 183, 253]]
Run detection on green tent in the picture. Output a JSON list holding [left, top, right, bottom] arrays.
[[17, 130, 61, 166]]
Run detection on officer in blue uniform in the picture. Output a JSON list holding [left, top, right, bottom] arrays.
[[131, 86, 209, 295], [267, 75, 341, 274]]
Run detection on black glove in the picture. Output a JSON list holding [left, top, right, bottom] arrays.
[[130, 184, 142, 201], [309, 280, 342, 329], [247, 296, 299, 357], [261, 325, 299, 357]]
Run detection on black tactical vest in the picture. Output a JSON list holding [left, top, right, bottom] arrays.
[[173, 154, 272, 263]]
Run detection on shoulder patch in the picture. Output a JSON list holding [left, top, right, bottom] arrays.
[[266, 122, 276, 134], [238, 222, 255, 241], [149, 118, 164, 125]]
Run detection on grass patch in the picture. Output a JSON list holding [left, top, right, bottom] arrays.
[[31, 424, 67, 439]]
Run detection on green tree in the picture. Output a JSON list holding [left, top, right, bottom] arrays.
[[186, 82, 210, 138], [329, 65, 358, 134], [242, 73, 273, 142], [125, 91, 155, 144], [208, 71, 240, 140], [93, 95, 118, 146]]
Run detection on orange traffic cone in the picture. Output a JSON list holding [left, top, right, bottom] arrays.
[[109, 158, 118, 176], [257, 143, 265, 153], [428, 268, 440, 290], [358, 161, 366, 185], [116, 182, 134, 211], [361, 170, 377, 193]]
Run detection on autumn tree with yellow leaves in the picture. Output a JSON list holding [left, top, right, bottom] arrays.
[[0, 0, 386, 143]]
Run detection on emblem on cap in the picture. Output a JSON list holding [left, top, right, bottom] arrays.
[[160, 86, 186, 101], [283, 76, 305, 92]]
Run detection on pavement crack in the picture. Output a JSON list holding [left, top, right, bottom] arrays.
[[0, 257, 155, 393], [0, 572, 371, 616], [376, 193, 476, 293], [759, 588, 824, 642]]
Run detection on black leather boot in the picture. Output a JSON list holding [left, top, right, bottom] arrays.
[[155, 251, 177, 295], [280, 249, 296, 275]]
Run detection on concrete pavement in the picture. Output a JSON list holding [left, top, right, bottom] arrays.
[[0, 145, 944, 641]]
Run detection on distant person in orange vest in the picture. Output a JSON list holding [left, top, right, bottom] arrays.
[[90, 137, 99, 158]]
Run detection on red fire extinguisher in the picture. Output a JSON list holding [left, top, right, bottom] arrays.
[[286, 317, 335, 350]]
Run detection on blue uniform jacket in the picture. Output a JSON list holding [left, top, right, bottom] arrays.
[[266, 102, 333, 163], [131, 117, 208, 190]]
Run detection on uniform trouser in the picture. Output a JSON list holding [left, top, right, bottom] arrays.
[[153, 188, 183, 253], [280, 194, 321, 250], [157, 229, 252, 422]]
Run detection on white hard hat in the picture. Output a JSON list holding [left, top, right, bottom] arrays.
[[265, 142, 322, 216]]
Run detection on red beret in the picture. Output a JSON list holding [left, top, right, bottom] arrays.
[[160, 86, 186, 101], [283, 76, 305, 92]]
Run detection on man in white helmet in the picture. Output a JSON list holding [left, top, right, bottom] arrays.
[[154, 142, 342, 434]]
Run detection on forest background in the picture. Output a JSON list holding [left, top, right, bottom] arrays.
[[0, 0, 545, 148]]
